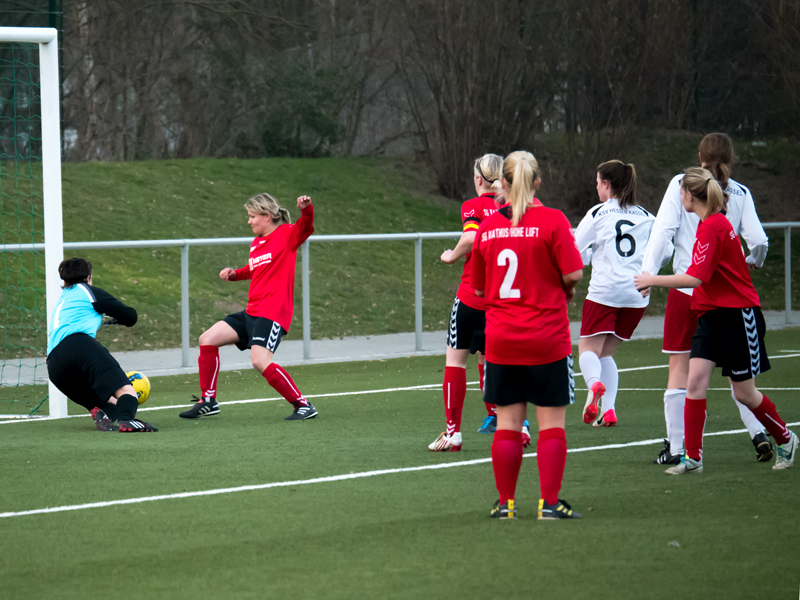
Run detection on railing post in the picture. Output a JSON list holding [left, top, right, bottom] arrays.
[[415, 237, 423, 351], [302, 239, 311, 359], [785, 226, 792, 324], [181, 243, 190, 367]]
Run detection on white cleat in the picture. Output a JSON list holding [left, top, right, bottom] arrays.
[[428, 431, 462, 452], [773, 431, 798, 470], [665, 456, 703, 475]]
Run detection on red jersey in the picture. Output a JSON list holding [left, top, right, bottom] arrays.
[[686, 211, 760, 315], [458, 193, 499, 310], [234, 205, 315, 331], [471, 203, 584, 366]]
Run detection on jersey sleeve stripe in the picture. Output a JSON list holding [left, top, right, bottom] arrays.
[[463, 222, 480, 231], [78, 283, 96, 302]]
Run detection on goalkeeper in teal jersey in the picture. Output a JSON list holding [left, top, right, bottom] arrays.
[[46, 257, 157, 432]]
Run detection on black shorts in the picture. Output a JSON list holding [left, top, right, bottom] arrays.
[[690, 306, 771, 382], [484, 356, 575, 408], [446, 296, 485, 354], [46, 333, 130, 411], [223, 311, 286, 352]]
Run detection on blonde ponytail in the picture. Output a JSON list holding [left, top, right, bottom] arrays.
[[244, 193, 292, 225], [474, 153, 504, 193], [681, 167, 726, 215], [502, 151, 540, 226]]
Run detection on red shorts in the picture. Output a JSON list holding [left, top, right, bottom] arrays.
[[662, 288, 698, 353], [580, 299, 646, 341]]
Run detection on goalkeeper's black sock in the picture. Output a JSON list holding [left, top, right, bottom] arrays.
[[116, 394, 139, 422], [100, 400, 118, 422]]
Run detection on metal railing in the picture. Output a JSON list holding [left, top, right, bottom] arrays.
[[2, 223, 797, 366]]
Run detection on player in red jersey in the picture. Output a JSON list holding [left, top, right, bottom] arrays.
[[471, 151, 585, 519], [180, 193, 318, 421], [429, 154, 508, 452], [635, 168, 797, 473]]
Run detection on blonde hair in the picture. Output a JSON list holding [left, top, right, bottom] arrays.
[[698, 133, 735, 191], [597, 160, 637, 209], [474, 154, 503, 193], [681, 166, 726, 216], [502, 151, 540, 226], [244, 193, 291, 225]]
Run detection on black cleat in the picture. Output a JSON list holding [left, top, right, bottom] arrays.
[[653, 439, 683, 465], [490, 499, 517, 519], [180, 396, 220, 419], [90, 407, 115, 431], [752, 431, 774, 462], [284, 402, 318, 421], [538, 498, 581, 520], [118, 419, 158, 432]]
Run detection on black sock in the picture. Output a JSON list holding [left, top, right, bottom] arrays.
[[101, 401, 118, 422], [116, 394, 139, 422]]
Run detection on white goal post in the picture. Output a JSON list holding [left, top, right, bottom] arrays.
[[0, 27, 66, 418]]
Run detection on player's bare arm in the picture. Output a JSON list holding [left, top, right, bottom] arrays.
[[634, 271, 701, 292], [441, 231, 477, 264], [297, 195, 312, 210], [561, 269, 583, 303]]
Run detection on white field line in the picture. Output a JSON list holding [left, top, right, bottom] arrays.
[[3, 353, 800, 425], [2, 419, 798, 520]]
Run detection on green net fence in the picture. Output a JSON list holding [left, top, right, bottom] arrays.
[[0, 41, 48, 416]]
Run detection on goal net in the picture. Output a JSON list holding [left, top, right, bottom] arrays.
[[0, 27, 65, 419]]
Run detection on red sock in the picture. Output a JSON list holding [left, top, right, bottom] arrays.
[[750, 395, 791, 445], [263, 363, 308, 407], [478, 362, 485, 393], [198, 345, 220, 399], [492, 429, 523, 504], [443, 366, 466, 435], [537, 428, 567, 505], [684, 398, 707, 461], [477, 362, 496, 416]]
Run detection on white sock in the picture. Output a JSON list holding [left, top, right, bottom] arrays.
[[579, 351, 602, 387], [731, 386, 765, 439], [599, 356, 618, 412], [664, 389, 686, 455]]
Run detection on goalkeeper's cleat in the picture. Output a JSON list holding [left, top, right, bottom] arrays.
[[752, 431, 774, 463], [582, 382, 605, 424], [477, 415, 497, 434], [284, 402, 318, 421], [538, 498, 581, 520], [773, 431, 798, 470], [593, 408, 617, 427], [522, 420, 531, 448], [653, 439, 683, 465], [665, 455, 703, 475], [179, 395, 220, 419], [118, 419, 158, 432], [490, 499, 516, 519], [90, 407, 115, 431], [428, 431, 462, 452]]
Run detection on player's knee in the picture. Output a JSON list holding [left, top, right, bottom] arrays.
[[251, 355, 271, 373]]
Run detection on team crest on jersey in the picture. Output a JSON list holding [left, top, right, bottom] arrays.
[[464, 209, 475, 217]]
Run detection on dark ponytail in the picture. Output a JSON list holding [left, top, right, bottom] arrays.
[[597, 160, 637, 209], [698, 133, 734, 192]]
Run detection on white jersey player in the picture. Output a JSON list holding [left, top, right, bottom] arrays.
[[640, 133, 771, 465], [574, 160, 655, 427]]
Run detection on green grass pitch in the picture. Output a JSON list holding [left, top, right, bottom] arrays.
[[2, 330, 799, 600]]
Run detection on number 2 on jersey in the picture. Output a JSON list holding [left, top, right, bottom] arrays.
[[498, 249, 521, 299]]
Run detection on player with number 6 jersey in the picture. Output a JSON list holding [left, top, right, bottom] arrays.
[[471, 151, 584, 520], [574, 161, 655, 427], [640, 133, 772, 465]]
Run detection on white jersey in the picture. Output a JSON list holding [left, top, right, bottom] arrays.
[[641, 174, 769, 295], [574, 198, 655, 308]]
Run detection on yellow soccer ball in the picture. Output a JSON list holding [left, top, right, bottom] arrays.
[[126, 371, 151, 404]]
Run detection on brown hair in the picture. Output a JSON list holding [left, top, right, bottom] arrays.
[[502, 151, 540, 226], [698, 133, 735, 191], [597, 160, 637, 209], [681, 166, 726, 216], [59, 257, 92, 287], [244, 193, 291, 225]]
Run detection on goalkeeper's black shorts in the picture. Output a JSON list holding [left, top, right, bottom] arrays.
[[46, 333, 130, 411]]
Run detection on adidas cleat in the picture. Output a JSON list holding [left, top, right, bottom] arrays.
[[90, 407, 115, 431], [653, 439, 683, 465], [522, 420, 531, 448], [593, 408, 617, 427], [179, 396, 220, 419], [118, 419, 158, 432], [773, 431, 798, 470], [490, 499, 516, 519], [665, 456, 703, 475], [582, 382, 605, 424], [477, 415, 497, 434], [284, 402, 318, 421], [538, 498, 581, 520], [752, 431, 774, 463], [428, 431, 462, 452]]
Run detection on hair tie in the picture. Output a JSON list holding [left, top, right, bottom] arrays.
[[476, 163, 497, 184]]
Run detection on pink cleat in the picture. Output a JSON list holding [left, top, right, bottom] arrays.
[[582, 382, 606, 424], [593, 408, 617, 427]]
